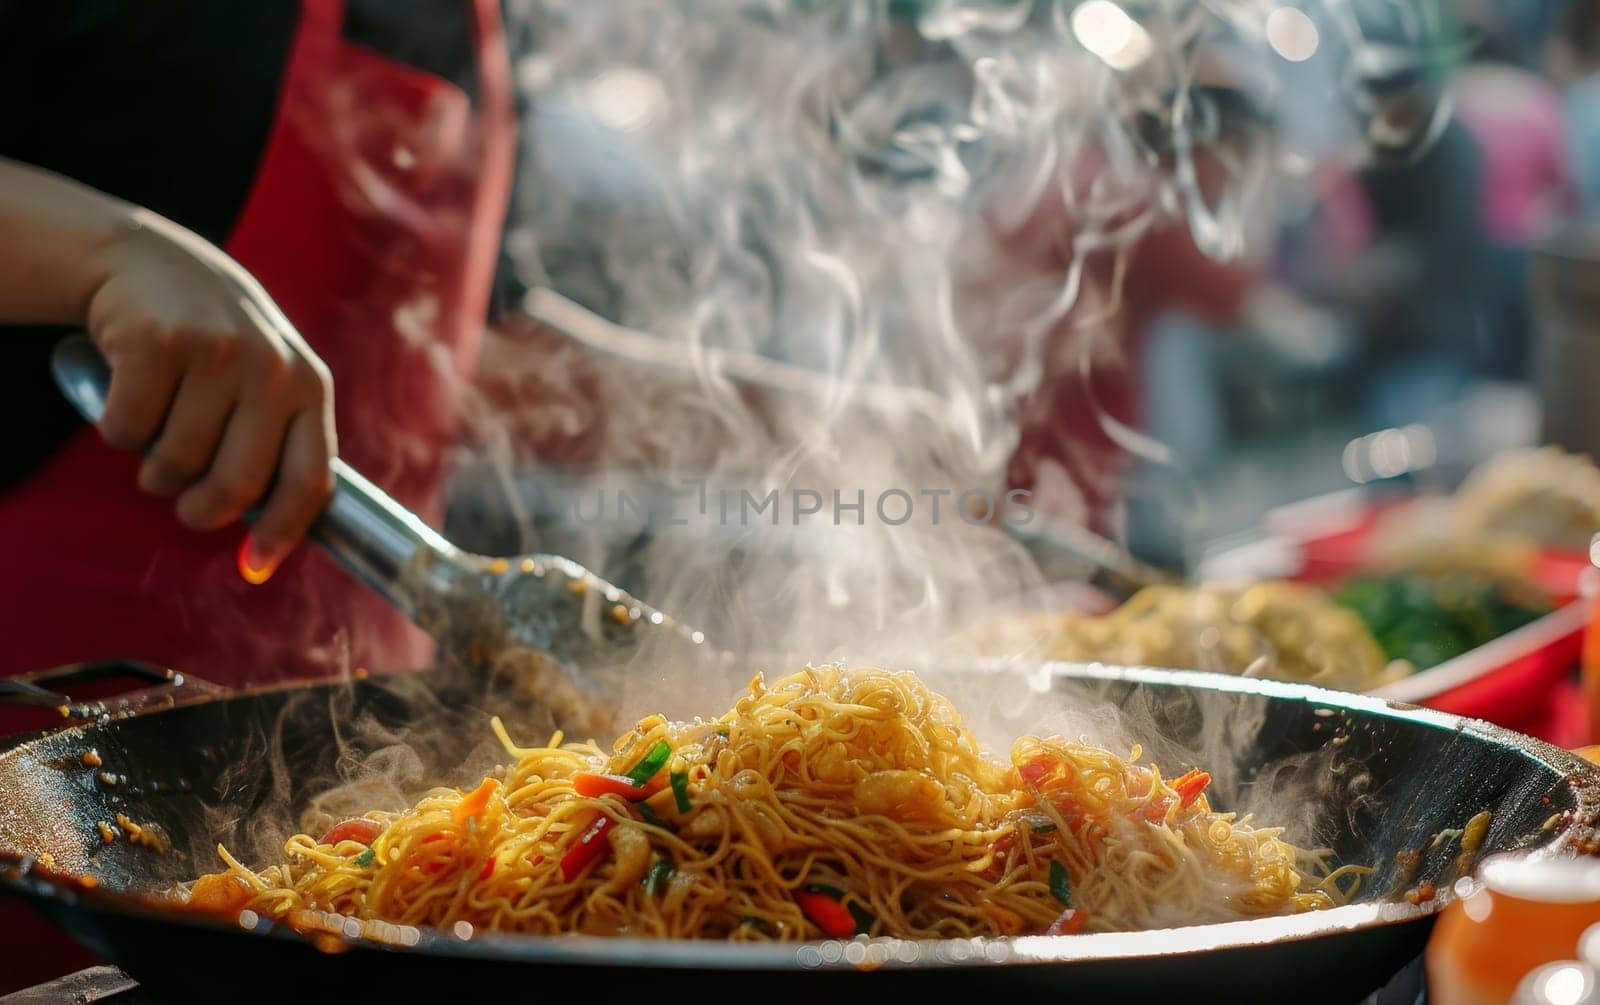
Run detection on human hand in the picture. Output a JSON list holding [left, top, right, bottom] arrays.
[[85, 213, 336, 580]]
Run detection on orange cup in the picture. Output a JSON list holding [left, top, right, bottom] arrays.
[[1428, 856, 1600, 1005]]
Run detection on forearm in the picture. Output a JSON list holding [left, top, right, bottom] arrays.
[[0, 154, 337, 567], [0, 157, 142, 327]]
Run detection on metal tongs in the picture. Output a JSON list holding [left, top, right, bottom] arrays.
[[51, 335, 705, 729]]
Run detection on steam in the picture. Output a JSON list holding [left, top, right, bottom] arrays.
[[240, 0, 1447, 870], [460, 0, 1306, 731]]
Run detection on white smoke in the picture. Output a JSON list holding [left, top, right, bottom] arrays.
[[449, 0, 1452, 726]]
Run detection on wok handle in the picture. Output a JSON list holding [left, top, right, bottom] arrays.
[[0, 659, 225, 733], [49, 335, 462, 617]]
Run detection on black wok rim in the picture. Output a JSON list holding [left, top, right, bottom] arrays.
[[2, 660, 1597, 972]]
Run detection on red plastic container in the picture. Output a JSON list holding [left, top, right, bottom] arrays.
[[1214, 488, 1592, 740]]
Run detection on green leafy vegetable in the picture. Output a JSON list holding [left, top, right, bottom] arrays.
[[1334, 570, 1550, 672], [1049, 860, 1072, 906], [846, 899, 876, 935], [739, 916, 775, 935]]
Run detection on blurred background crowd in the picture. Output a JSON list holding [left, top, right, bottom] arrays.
[[493, 0, 1600, 573], [1124, 0, 1600, 566]]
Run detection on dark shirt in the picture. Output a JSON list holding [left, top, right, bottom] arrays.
[[1357, 116, 1497, 364], [0, 1, 487, 488]]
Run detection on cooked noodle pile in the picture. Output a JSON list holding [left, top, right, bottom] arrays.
[[186, 666, 1362, 939], [981, 583, 1409, 692]]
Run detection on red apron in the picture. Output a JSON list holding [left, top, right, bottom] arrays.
[[0, 0, 513, 683], [0, 0, 513, 990]]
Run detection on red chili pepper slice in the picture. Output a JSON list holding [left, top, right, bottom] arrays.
[[795, 890, 857, 939], [573, 772, 650, 800], [1171, 769, 1211, 808], [1016, 757, 1091, 823], [478, 857, 496, 881], [321, 818, 383, 846], [1045, 907, 1086, 936], [1018, 756, 1056, 788], [1136, 768, 1214, 823], [993, 830, 1019, 859], [559, 814, 616, 882]]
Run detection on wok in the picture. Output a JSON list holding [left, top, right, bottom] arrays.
[[1, 660, 1597, 1005]]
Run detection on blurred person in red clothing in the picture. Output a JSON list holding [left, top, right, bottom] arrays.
[[1452, 15, 1575, 380], [962, 81, 1263, 549], [0, 0, 514, 686], [0, 0, 514, 991]]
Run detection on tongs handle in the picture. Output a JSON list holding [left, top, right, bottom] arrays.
[[49, 334, 458, 615], [1006, 520, 1179, 600]]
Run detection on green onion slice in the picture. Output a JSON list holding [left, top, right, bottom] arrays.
[[626, 741, 672, 785], [644, 857, 674, 896], [670, 770, 692, 813], [635, 801, 670, 830]]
